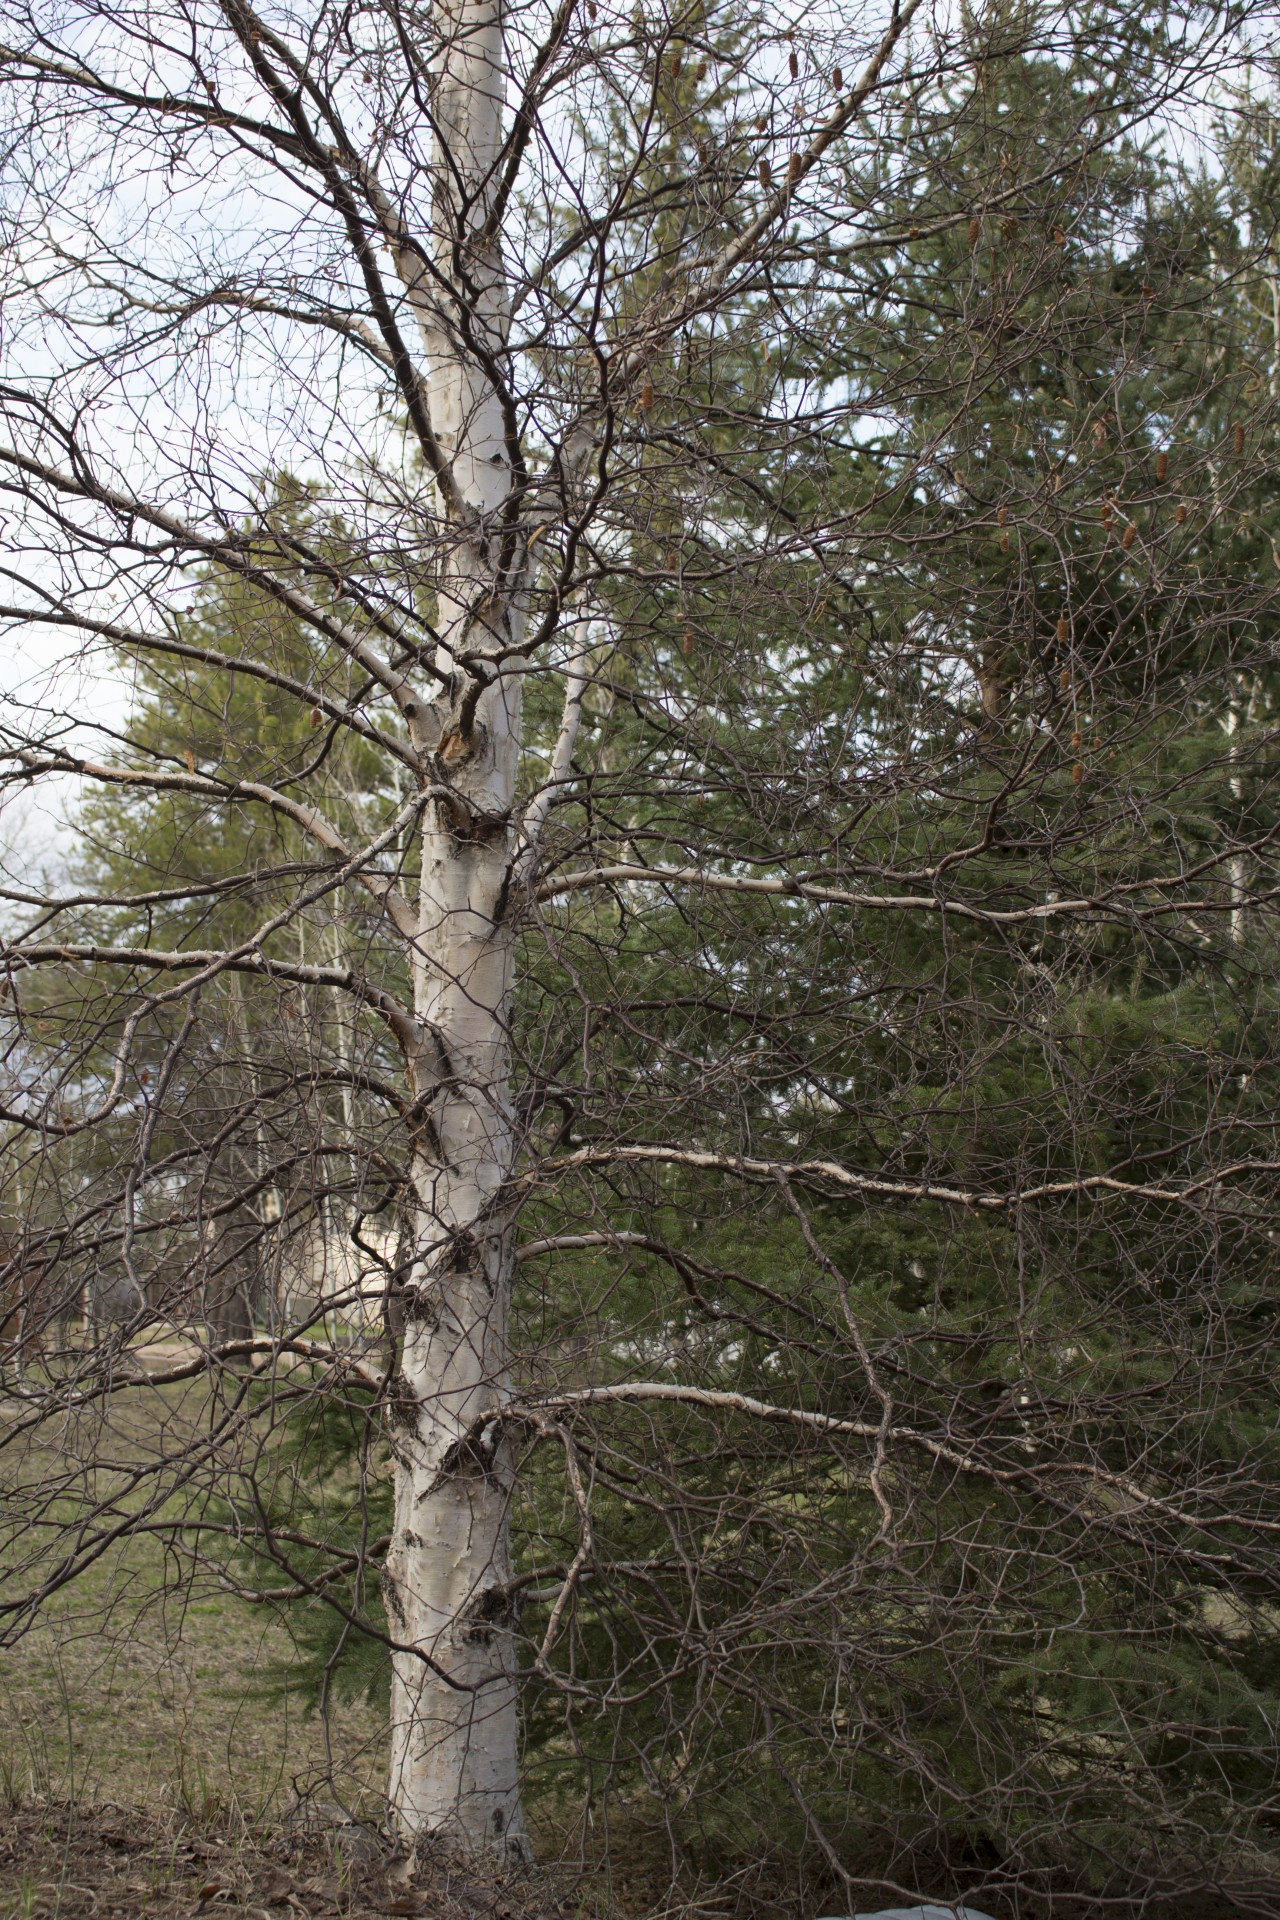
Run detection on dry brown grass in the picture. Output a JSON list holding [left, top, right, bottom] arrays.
[[0, 1800, 590, 1920]]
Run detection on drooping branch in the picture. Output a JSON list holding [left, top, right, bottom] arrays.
[[0, 441, 433, 727], [0, 606, 420, 772], [5, 744, 419, 941]]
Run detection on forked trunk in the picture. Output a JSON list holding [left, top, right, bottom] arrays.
[[381, 0, 530, 1858]]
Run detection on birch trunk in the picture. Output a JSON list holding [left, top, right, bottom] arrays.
[[382, 0, 530, 1858]]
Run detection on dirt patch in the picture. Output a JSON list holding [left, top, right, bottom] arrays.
[[0, 1803, 584, 1920]]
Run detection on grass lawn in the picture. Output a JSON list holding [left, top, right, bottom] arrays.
[[0, 1365, 385, 1828]]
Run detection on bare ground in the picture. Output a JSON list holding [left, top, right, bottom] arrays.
[[0, 1802, 583, 1920]]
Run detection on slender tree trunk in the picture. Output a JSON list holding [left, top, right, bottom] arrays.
[[382, 0, 530, 1858]]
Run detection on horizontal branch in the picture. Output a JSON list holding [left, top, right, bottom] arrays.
[[0, 940, 422, 1065], [0, 862, 334, 920], [515, 1230, 656, 1261], [536, 1142, 1280, 1214], [536, 862, 1256, 927], [133, 1335, 385, 1397], [0, 1333, 384, 1449], [507, 1383, 1280, 1542]]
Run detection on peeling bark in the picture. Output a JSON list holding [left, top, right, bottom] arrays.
[[382, 0, 531, 1857]]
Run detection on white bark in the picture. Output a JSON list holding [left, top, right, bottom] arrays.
[[382, 0, 531, 1858]]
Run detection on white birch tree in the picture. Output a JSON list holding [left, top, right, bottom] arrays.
[[2, 0, 1279, 1889]]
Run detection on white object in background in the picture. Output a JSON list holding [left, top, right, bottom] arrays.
[[818, 1906, 1001, 1920]]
